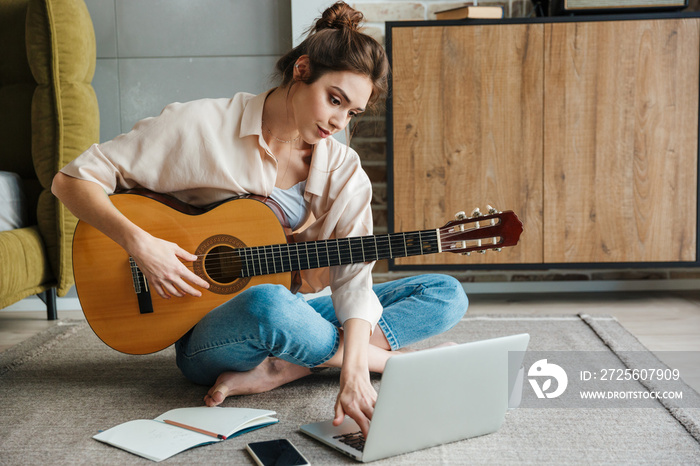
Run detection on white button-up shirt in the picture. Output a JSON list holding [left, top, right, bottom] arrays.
[[61, 91, 383, 329]]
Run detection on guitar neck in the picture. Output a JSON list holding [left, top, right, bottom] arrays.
[[239, 229, 440, 278]]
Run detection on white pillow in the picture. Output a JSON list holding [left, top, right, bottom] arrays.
[[0, 171, 28, 231]]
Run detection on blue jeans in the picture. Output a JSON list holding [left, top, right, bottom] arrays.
[[175, 274, 468, 386]]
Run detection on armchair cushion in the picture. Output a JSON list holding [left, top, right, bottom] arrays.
[[25, 0, 99, 295], [0, 226, 50, 308]]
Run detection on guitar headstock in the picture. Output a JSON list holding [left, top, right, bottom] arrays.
[[439, 206, 523, 255]]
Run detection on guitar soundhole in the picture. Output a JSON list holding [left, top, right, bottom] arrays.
[[194, 235, 251, 295], [204, 245, 239, 283]]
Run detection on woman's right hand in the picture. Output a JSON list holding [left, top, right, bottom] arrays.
[[126, 231, 210, 299], [52, 173, 209, 299]]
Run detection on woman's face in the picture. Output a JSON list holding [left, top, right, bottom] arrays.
[[292, 66, 373, 145]]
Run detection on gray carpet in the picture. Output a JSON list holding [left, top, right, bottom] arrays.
[[1, 315, 699, 465]]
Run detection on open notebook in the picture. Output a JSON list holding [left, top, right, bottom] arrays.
[[93, 406, 277, 462]]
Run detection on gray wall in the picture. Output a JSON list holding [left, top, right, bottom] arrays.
[[84, 0, 292, 143]]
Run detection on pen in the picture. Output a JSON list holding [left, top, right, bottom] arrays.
[[163, 419, 227, 440]]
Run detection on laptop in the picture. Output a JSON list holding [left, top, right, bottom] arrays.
[[300, 333, 530, 463]]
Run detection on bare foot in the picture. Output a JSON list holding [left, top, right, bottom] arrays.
[[204, 357, 312, 407]]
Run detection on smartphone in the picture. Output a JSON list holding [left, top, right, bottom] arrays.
[[246, 439, 310, 466]]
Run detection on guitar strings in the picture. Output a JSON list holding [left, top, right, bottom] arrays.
[[126, 213, 507, 287], [177, 234, 473, 266], [173, 229, 497, 265], [160, 228, 502, 280], [128, 225, 501, 281], [177, 224, 497, 261], [174, 230, 497, 265]]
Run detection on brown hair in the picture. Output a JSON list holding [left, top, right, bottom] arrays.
[[275, 2, 389, 109]]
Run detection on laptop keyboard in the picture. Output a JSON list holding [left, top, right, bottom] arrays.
[[334, 431, 365, 452]]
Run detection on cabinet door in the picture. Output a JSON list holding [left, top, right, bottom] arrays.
[[391, 24, 544, 266], [544, 19, 699, 263]]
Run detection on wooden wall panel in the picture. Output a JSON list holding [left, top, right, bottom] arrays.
[[544, 19, 699, 263], [391, 25, 544, 265]]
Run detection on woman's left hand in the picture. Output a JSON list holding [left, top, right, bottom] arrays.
[[334, 366, 377, 437], [331, 318, 375, 438]]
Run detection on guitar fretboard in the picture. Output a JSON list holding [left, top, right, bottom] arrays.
[[238, 229, 440, 278]]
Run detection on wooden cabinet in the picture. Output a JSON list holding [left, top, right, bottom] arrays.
[[387, 14, 699, 269]]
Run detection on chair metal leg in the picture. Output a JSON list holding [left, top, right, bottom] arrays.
[[38, 289, 58, 320]]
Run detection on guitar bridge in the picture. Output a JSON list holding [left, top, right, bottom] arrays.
[[129, 257, 154, 314]]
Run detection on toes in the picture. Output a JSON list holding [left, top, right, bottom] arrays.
[[203, 382, 229, 407], [212, 388, 226, 403]]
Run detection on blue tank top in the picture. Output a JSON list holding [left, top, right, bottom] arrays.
[[269, 180, 309, 231]]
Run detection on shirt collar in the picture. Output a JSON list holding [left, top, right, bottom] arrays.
[[239, 89, 273, 139]]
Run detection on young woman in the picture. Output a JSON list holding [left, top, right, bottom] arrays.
[[52, 2, 467, 437]]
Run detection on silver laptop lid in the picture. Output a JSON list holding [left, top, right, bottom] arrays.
[[361, 333, 530, 462]]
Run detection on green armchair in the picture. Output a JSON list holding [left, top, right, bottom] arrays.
[[0, 0, 99, 318]]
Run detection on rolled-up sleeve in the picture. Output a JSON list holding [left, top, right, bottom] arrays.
[[61, 102, 193, 194], [61, 143, 123, 193]]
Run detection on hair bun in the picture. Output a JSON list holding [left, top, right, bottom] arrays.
[[314, 1, 363, 33]]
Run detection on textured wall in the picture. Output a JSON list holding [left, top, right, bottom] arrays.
[[84, 0, 291, 143]]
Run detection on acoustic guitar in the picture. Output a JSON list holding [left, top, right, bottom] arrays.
[[73, 190, 523, 354]]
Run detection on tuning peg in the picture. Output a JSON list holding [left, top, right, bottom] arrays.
[[455, 211, 467, 220], [487, 205, 499, 215], [461, 252, 471, 256], [494, 248, 502, 252], [470, 208, 482, 218], [477, 250, 486, 254]]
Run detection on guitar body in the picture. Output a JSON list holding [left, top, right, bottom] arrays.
[[73, 192, 292, 354]]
